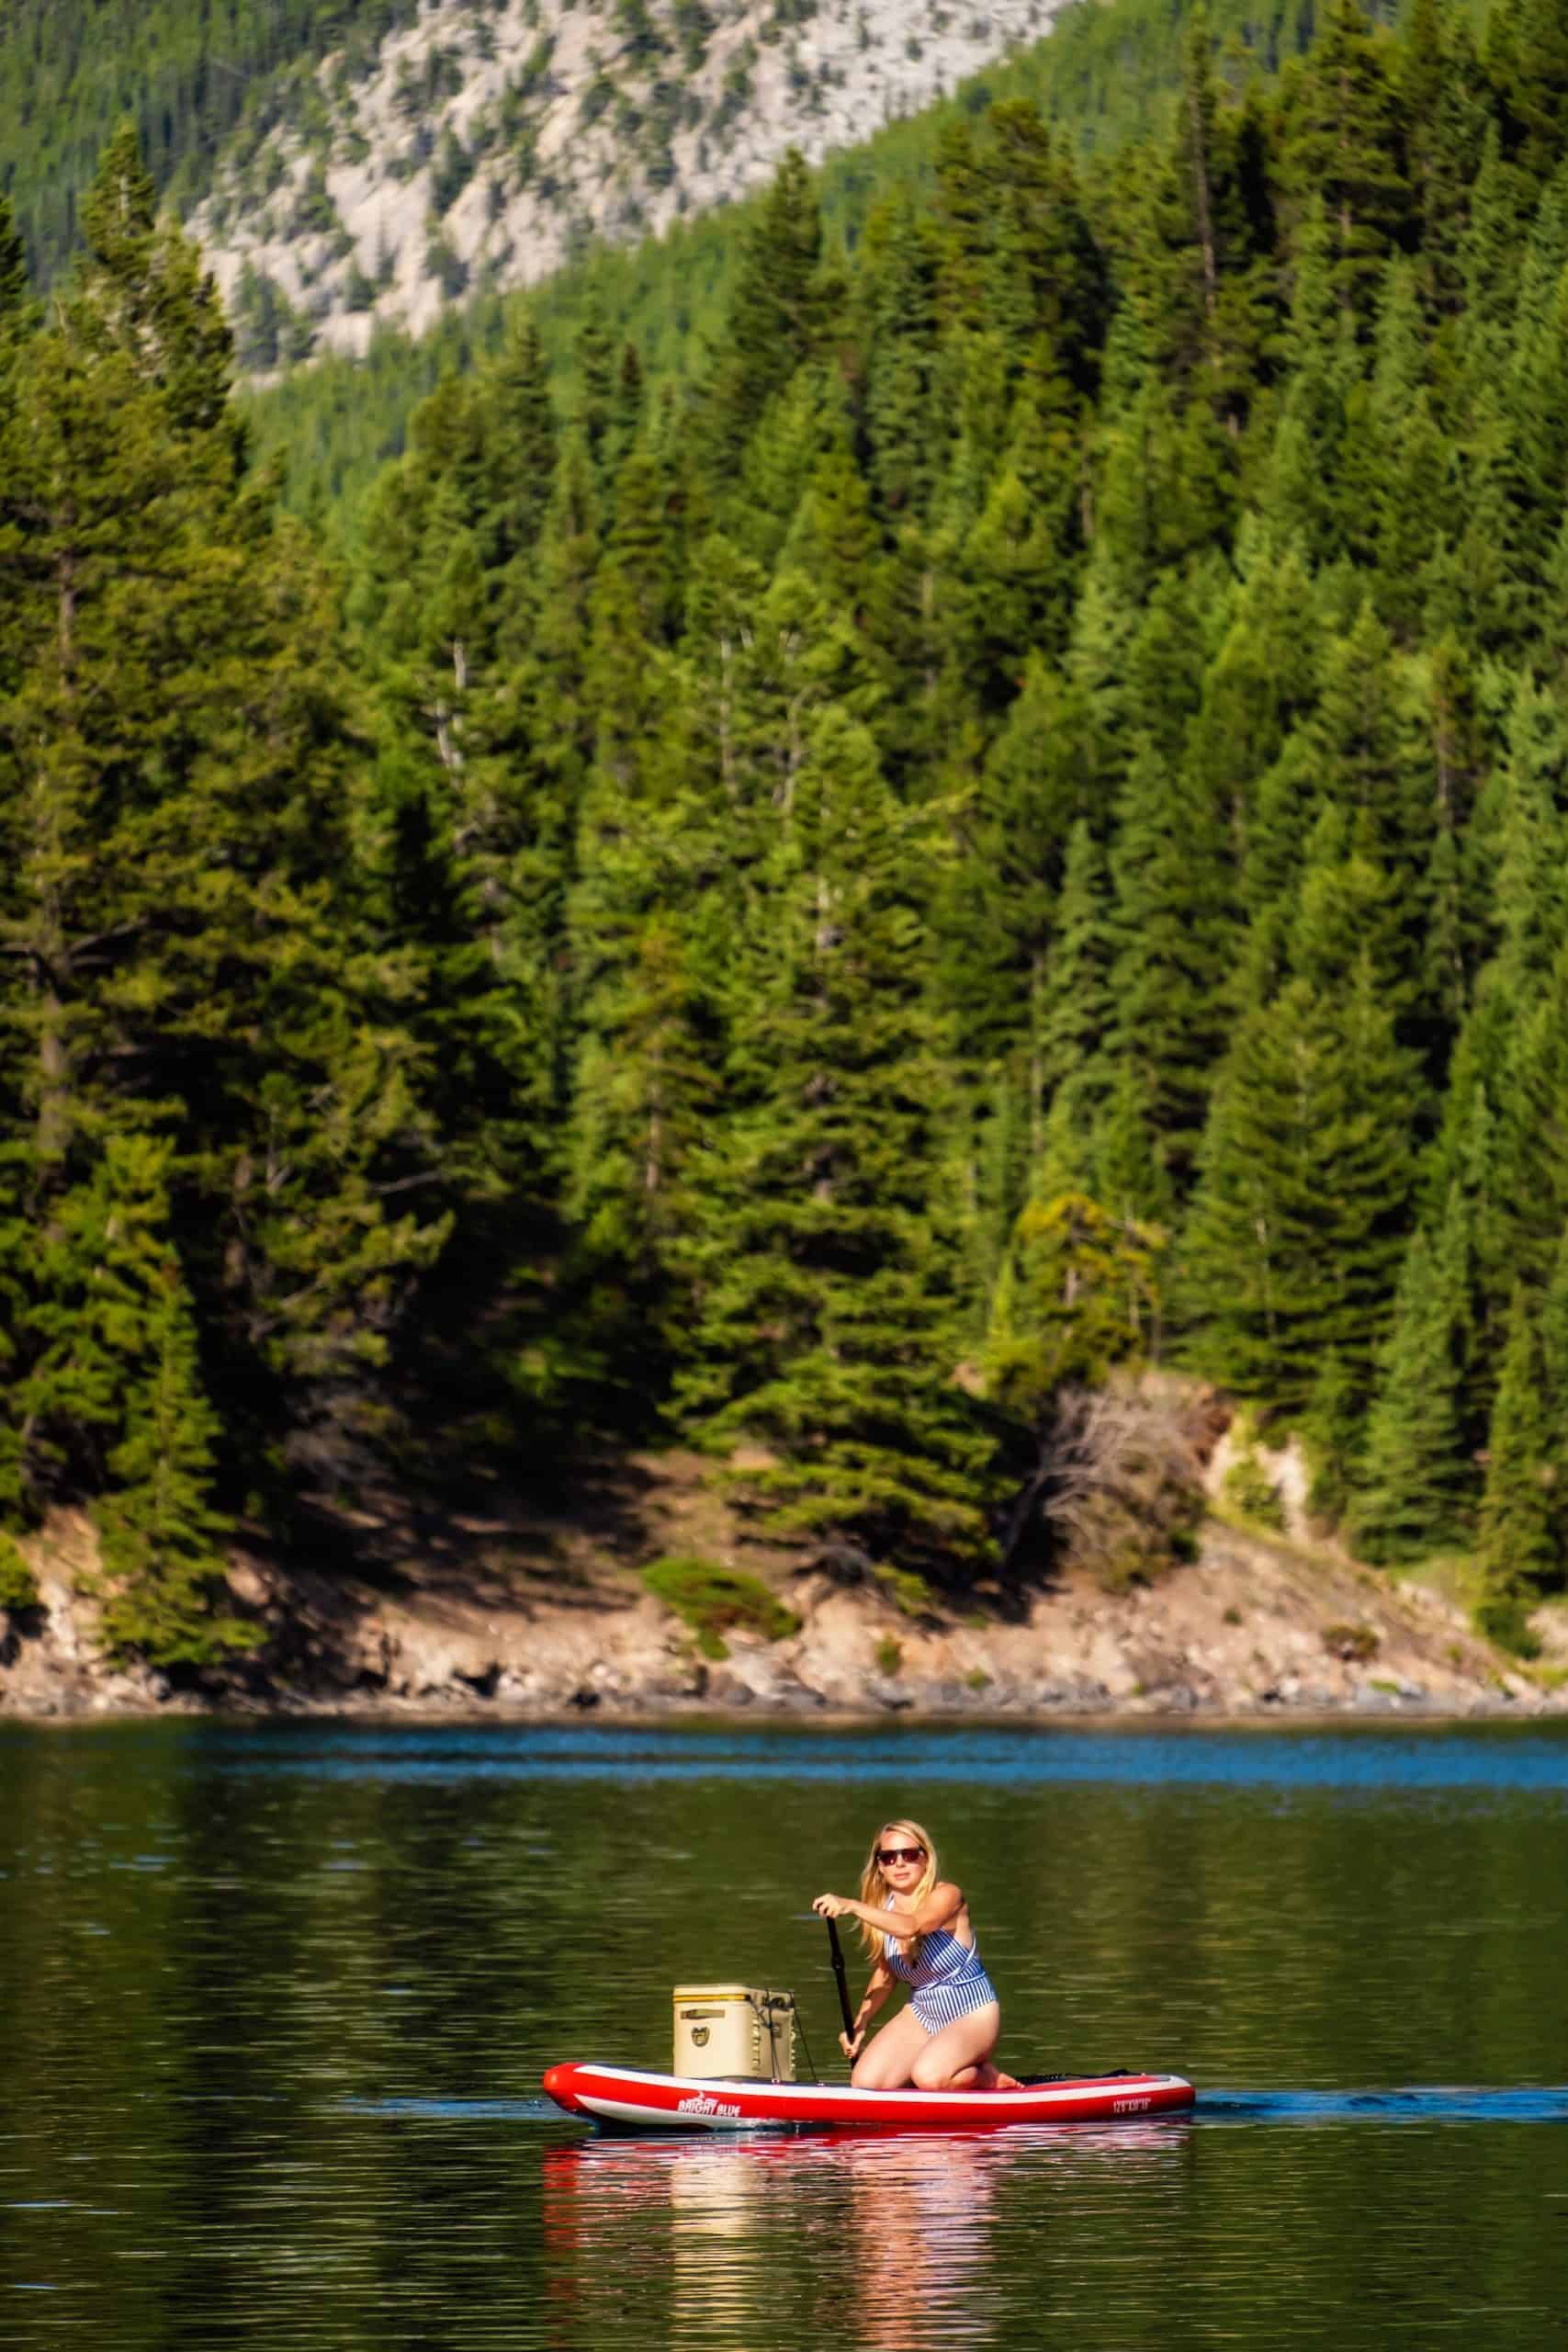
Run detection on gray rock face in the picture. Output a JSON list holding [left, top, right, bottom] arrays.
[[186, 0, 1069, 364], [4, 1492, 1566, 1724]]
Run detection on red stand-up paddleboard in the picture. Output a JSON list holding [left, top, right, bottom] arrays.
[[542, 2062, 1194, 2134]]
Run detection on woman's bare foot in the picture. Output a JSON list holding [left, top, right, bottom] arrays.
[[972, 2063, 1021, 2091]]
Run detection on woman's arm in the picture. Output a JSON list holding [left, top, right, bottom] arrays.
[[813, 1882, 964, 1938], [842, 1958, 896, 2056]]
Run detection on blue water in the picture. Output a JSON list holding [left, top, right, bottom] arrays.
[[183, 1716, 1568, 1795], [352, 2084, 1568, 2126], [4, 1718, 1567, 2349]]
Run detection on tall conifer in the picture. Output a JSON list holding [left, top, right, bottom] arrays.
[[676, 711, 997, 1567]]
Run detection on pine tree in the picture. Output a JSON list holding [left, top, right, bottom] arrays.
[[85, 1142, 247, 1666], [1301, 1351, 1363, 1529], [1185, 531, 1321, 865], [782, 440, 881, 628], [1029, 819, 1127, 1221], [932, 116, 989, 334], [861, 196, 947, 529], [983, 1192, 1160, 1415], [675, 710, 998, 1569], [1352, 1192, 1474, 1561], [477, 311, 559, 577], [0, 191, 31, 388], [934, 656, 1092, 1076], [1490, 0, 1568, 193], [1109, 734, 1236, 1198], [1179, 953, 1417, 1411], [1126, 3, 1278, 425], [0, 133, 446, 1529], [1281, 0, 1412, 326], [980, 101, 1109, 395], [72, 121, 236, 448], [0, 1130, 244, 1662], [702, 149, 826, 487], [1477, 1285, 1558, 1594]]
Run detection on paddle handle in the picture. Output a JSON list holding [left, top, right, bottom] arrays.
[[827, 1917, 855, 2045]]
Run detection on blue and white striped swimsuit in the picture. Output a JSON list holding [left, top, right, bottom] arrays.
[[883, 1915, 999, 2030]]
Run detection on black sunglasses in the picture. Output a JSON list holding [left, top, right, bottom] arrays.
[[876, 1844, 926, 1867]]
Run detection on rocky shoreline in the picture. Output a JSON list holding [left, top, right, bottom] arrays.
[[4, 1496, 1565, 1724]]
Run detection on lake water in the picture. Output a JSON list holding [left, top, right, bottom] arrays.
[[3, 1719, 1567, 2348]]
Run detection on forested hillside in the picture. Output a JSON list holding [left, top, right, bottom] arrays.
[[4, 0, 1568, 1673]]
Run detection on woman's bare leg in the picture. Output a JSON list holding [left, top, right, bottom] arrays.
[[908, 2004, 1011, 2092], [851, 2005, 931, 2089]]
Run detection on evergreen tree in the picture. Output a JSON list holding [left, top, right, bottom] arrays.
[[1352, 1191, 1474, 1561], [88, 1144, 247, 1664], [1281, 0, 1411, 326], [1491, 0, 1568, 193], [1179, 953, 1417, 1411], [1476, 1284, 1558, 1595], [702, 149, 827, 487], [1109, 734, 1235, 1197], [477, 311, 560, 577], [0, 136, 445, 1537], [935, 656, 1092, 1078], [0, 191, 30, 356], [73, 121, 236, 447], [675, 711, 998, 1568], [861, 196, 947, 528]]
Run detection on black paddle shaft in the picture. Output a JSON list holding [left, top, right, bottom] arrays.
[[826, 1917, 855, 2043]]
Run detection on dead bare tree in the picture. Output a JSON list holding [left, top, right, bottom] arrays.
[[1035, 1374, 1212, 1591]]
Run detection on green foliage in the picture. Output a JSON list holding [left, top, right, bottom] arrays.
[[1179, 954, 1418, 1414], [874, 1633, 903, 1677], [0, 1534, 39, 1615], [1474, 1589, 1543, 1661], [1476, 1288, 1560, 1597], [1222, 1440, 1287, 1532], [0, 135, 446, 1639], [1351, 1197, 1475, 1560], [77, 1139, 249, 1667], [672, 707, 1004, 1572], [873, 1565, 938, 1621], [984, 1193, 1162, 1416], [639, 1555, 802, 1659]]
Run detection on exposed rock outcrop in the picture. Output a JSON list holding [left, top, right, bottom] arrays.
[[187, 0, 1069, 362], [3, 1481, 1563, 1722]]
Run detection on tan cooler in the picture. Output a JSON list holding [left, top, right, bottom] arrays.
[[672, 1985, 796, 2080]]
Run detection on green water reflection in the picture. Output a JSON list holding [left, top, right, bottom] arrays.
[[1, 1720, 1565, 2349]]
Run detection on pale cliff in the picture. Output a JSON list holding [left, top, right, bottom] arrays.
[[186, 0, 1069, 363]]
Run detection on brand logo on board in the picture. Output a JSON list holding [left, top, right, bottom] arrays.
[[676, 2092, 743, 2118]]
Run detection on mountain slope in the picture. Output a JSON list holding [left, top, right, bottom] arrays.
[[243, 0, 1325, 519], [0, 2, 423, 286], [188, 0, 1070, 364]]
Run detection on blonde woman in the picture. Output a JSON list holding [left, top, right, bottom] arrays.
[[812, 1819, 1018, 2092]]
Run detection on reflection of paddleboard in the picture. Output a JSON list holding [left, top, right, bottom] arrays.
[[543, 2063, 1194, 2134]]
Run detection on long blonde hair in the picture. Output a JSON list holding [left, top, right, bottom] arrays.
[[856, 1818, 939, 1962]]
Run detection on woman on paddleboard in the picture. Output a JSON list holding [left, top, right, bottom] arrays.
[[813, 1819, 1018, 2092]]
